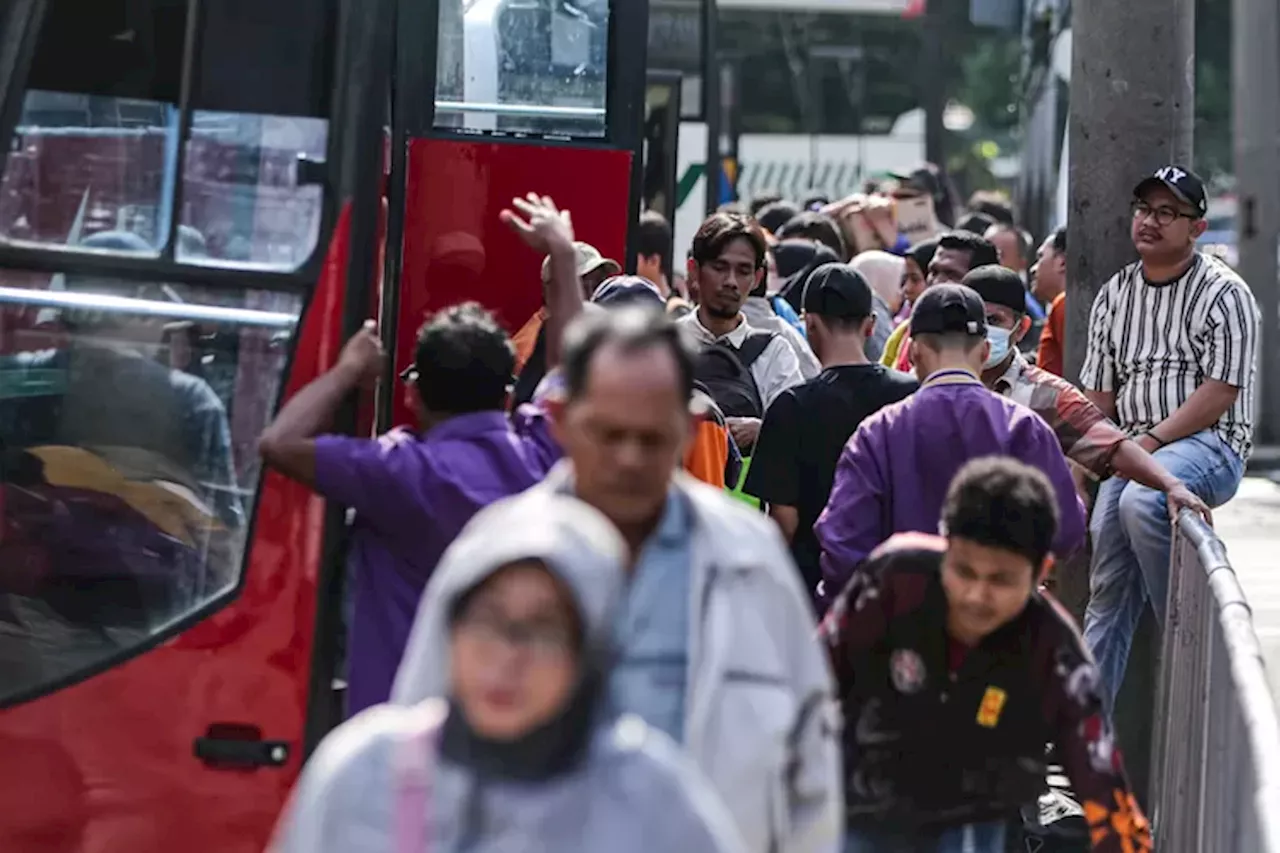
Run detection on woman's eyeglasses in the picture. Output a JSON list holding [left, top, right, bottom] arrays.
[[457, 609, 575, 661]]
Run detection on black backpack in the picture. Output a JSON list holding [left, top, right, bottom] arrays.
[[692, 331, 775, 419]]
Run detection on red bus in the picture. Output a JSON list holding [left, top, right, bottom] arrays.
[[0, 0, 648, 850]]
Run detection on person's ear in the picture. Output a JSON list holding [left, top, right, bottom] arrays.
[[405, 382, 427, 422], [1037, 555, 1054, 584], [864, 314, 877, 339], [1015, 314, 1032, 343], [978, 338, 991, 366], [1191, 218, 1209, 241]]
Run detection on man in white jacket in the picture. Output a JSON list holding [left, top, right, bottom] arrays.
[[395, 304, 843, 853]]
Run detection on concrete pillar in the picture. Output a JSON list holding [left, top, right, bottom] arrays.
[[1064, 0, 1195, 807], [1233, 0, 1280, 446], [1064, 2, 1195, 382]]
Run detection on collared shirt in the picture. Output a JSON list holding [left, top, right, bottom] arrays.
[[610, 489, 694, 743], [677, 311, 805, 410], [314, 408, 561, 715], [815, 369, 1086, 601], [1080, 252, 1259, 459], [992, 350, 1127, 480]]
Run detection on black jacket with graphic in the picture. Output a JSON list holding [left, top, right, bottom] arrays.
[[820, 533, 1152, 851]]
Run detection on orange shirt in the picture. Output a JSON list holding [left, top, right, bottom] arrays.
[[1037, 292, 1066, 377], [511, 308, 547, 374], [683, 420, 731, 489]]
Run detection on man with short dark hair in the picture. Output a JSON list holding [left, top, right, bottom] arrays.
[[745, 264, 918, 607], [398, 304, 844, 853], [636, 209, 674, 298], [816, 284, 1085, 602], [776, 211, 849, 262], [984, 222, 1044, 351], [749, 191, 784, 218], [1081, 165, 1260, 704], [965, 264, 1211, 521], [680, 212, 804, 451], [259, 194, 579, 715], [757, 199, 802, 237], [1032, 226, 1068, 376], [824, 458, 1152, 853], [881, 230, 999, 372]]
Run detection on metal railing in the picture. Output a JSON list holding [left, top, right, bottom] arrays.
[[1150, 508, 1280, 851]]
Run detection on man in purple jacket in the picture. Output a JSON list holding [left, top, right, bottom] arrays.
[[258, 194, 580, 715], [815, 283, 1085, 605]]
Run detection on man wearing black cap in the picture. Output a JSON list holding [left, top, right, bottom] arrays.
[[815, 283, 1085, 604], [744, 263, 918, 608], [965, 265, 1211, 525], [1080, 165, 1260, 705]]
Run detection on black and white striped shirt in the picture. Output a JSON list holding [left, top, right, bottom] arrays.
[[1080, 252, 1260, 460]]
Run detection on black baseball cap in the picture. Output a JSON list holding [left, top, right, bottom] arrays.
[[1133, 165, 1208, 218], [802, 263, 874, 321], [963, 265, 1026, 315], [774, 239, 841, 303], [910, 283, 987, 337]]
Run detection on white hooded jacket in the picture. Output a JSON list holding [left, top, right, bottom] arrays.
[[271, 494, 746, 853]]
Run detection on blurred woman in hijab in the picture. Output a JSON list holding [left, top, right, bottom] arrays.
[[269, 495, 745, 853], [849, 250, 906, 362]]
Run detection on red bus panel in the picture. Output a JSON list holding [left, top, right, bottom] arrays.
[[0, 205, 353, 853]]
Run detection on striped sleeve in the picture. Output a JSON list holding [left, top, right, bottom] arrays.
[[1201, 279, 1260, 388], [1078, 276, 1117, 392]]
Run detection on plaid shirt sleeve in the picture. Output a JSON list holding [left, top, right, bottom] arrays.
[[1008, 364, 1128, 480]]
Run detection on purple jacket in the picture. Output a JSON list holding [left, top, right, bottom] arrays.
[[314, 407, 560, 716], [815, 369, 1085, 602]]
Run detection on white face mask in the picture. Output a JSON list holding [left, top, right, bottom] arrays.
[[984, 326, 1013, 369]]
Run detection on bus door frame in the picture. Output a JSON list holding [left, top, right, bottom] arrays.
[[375, 0, 652, 435], [644, 69, 682, 284]]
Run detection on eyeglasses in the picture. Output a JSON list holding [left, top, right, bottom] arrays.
[[456, 609, 575, 661], [1131, 200, 1198, 227], [399, 365, 418, 383]]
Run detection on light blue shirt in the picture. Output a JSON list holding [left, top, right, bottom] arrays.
[[609, 491, 693, 743]]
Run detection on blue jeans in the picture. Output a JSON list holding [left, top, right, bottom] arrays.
[[1083, 429, 1244, 705], [844, 821, 1007, 853]]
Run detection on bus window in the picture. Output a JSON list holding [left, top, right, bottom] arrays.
[[0, 92, 330, 270], [0, 274, 301, 707], [0, 0, 333, 269], [177, 113, 329, 269], [436, 0, 610, 138]]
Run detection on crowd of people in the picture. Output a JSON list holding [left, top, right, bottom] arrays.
[[260, 160, 1260, 852]]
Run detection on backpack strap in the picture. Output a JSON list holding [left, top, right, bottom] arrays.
[[738, 331, 776, 370]]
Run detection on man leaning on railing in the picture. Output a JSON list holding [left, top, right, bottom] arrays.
[[1079, 165, 1261, 708]]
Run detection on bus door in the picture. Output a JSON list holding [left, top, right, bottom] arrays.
[[644, 70, 682, 224], [378, 0, 649, 429], [0, 1, 392, 850], [647, 0, 715, 272]]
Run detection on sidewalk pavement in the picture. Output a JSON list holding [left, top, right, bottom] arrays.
[[1214, 473, 1280, 705]]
